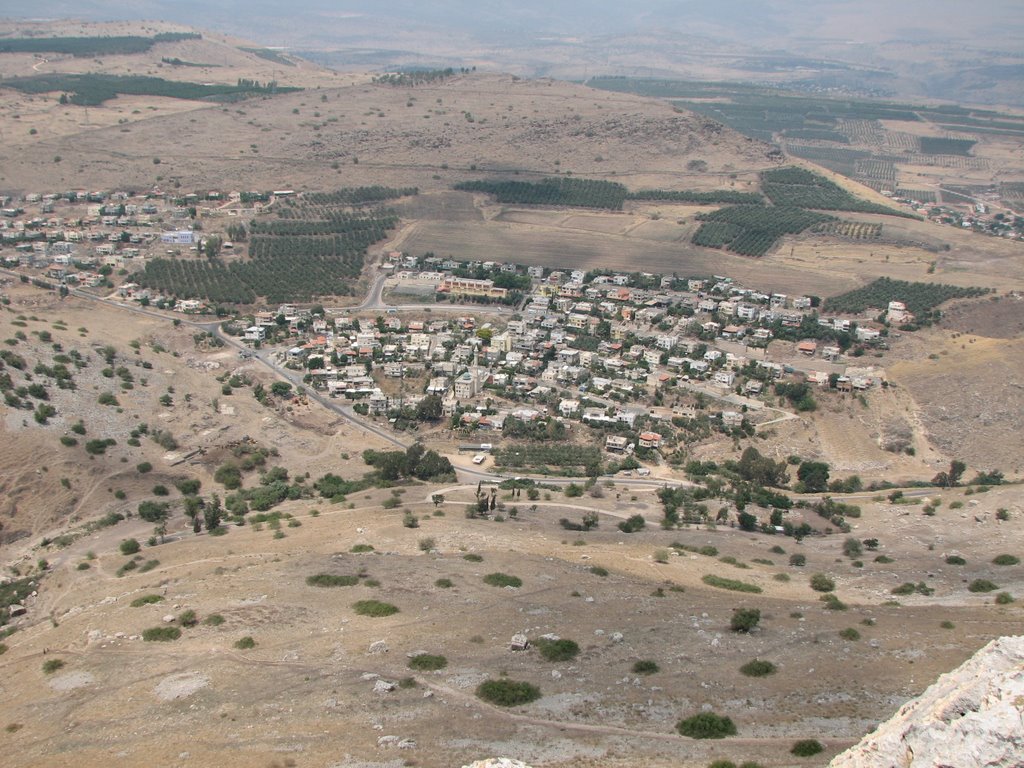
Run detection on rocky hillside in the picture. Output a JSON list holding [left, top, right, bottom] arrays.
[[829, 635, 1024, 768]]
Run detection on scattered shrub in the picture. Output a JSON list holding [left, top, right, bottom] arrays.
[[234, 636, 256, 649], [791, 739, 824, 757], [535, 637, 579, 662], [839, 627, 861, 641], [702, 574, 762, 593], [992, 554, 1019, 566], [809, 573, 835, 592], [677, 712, 737, 739], [821, 594, 848, 611], [463, 553, 483, 562], [352, 599, 399, 617], [995, 592, 1015, 604], [483, 572, 522, 588], [632, 660, 659, 675], [618, 514, 646, 533], [730, 608, 761, 633], [435, 578, 454, 588], [350, 544, 375, 553], [740, 659, 777, 677], [42, 658, 65, 674], [945, 555, 966, 565], [119, 538, 141, 555], [142, 626, 181, 642], [476, 678, 541, 707], [589, 566, 609, 577], [203, 614, 225, 626], [130, 594, 163, 607], [306, 573, 359, 587], [968, 579, 999, 593], [408, 653, 447, 671], [178, 609, 197, 627], [789, 554, 806, 567]]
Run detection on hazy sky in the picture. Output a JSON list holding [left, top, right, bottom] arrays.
[[13, 0, 1024, 47]]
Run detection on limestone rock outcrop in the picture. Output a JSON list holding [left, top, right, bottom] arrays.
[[829, 636, 1024, 768]]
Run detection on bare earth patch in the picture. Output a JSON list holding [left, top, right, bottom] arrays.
[[154, 672, 210, 701]]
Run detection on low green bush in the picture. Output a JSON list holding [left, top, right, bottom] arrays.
[[677, 712, 737, 739], [476, 678, 541, 706], [992, 554, 1019, 566], [809, 573, 835, 592], [42, 658, 65, 674], [352, 599, 399, 617], [535, 637, 579, 662], [119, 538, 141, 555], [234, 636, 255, 649], [702, 574, 762, 593], [142, 626, 181, 642], [483, 572, 522, 588], [968, 579, 999, 593], [408, 653, 447, 671], [730, 608, 761, 633], [791, 739, 824, 757], [130, 594, 163, 607], [739, 659, 776, 677], [306, 573, 359, 587], [632, 660, 659, 675]]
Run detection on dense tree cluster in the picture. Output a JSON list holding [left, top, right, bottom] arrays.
[[362, 444, 455, 482], [760, 167, 911, 216], [823, 277, 988, 323], [5, 73, 298, 106], [693, 205, 834, 256]]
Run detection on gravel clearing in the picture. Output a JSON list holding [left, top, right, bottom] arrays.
[[155, 672, 210, 701]]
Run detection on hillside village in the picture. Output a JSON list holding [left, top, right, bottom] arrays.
[[0, 187, 933, 475], [266, 257, 899, 466]]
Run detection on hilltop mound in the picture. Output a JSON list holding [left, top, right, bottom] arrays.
[[0, 57, 777, 194]]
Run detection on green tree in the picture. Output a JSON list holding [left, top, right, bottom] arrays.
[[204, 235, 223, 259], [204, 494, 222, 531], [270, 381, 293, 397], [415, 394, 443, 422], [933, 459, 966, 488], [797, 461, 830, 493]]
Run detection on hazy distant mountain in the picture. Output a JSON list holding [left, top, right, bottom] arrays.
[[10, 1, 1020, 47], [7, 1, 1024, 104]]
